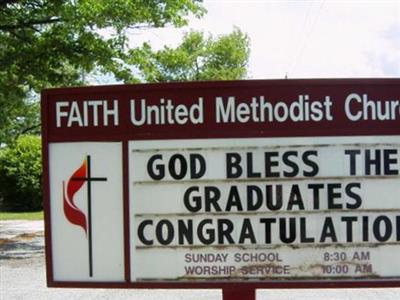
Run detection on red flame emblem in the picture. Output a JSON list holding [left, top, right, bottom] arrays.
[[63, 159, 87, 234], [62, 155, 107, 277]]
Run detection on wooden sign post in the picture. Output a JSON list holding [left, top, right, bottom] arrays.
[[223, 288, 255, 300]]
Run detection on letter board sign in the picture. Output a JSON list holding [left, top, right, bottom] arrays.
[[42, 79, 400, 288]]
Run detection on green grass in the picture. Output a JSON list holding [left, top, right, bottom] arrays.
[[0, 211, 44, 221]]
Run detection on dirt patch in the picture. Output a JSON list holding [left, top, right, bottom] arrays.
[[0, 238, 10, 245], [0, 232, 43, 245], [17, 232, 42, 240]]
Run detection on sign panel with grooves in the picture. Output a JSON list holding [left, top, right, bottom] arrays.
[[41, 79, 400, 288]]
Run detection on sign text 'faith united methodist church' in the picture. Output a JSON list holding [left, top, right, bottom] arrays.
[[41, 79, 400, 289]]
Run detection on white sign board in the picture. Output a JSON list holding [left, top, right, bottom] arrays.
[[130, 136, 400, 280], [42, 79, 400, 289]]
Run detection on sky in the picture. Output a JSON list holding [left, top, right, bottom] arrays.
[[127, 0, 400, 80]]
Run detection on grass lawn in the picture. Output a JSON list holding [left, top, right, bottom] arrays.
[[0, 211, 44, 221]]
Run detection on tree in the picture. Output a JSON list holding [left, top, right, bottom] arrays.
[[130, 28, 250, 82], [0, 92, 40, 144], [1, 1, 251, 211], [1, 1, 251, 145], [0, 135, 42, 211], [0, 0, 205, 144]]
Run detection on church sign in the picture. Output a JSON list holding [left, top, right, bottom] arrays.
[[42, 79, 400, 289]]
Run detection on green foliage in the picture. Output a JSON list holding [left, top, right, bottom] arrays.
[[0, 1, 251, 213], [0, 0, 204, 87], [0, 93, 40, 146], [130, 28, 250, 82], [0, 135, 42, 211], [0, 0, 205, 144]]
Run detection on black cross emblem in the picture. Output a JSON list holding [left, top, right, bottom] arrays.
[[71, 155, 107, 277]]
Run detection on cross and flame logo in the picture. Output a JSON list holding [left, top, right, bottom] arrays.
[[62, 155, 107, 277]]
